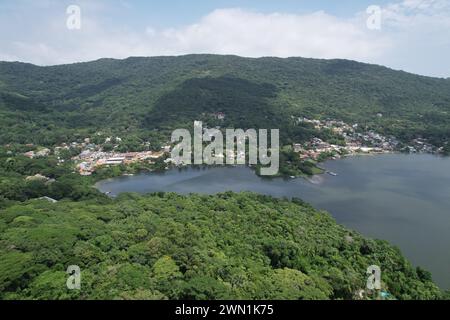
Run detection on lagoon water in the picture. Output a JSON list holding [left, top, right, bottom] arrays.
[[96, 153, 450, 289]]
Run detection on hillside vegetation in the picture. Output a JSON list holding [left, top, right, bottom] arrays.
[[0, 55, 449, 300], [0, 55, 449, 147], [0, 192, 441, 300]]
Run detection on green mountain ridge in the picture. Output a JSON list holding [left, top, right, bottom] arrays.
[[0, 55, 449, 300], [0, 54, 449, 147]]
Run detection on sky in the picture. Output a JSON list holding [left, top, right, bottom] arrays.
[[0, 0, 449, 78]]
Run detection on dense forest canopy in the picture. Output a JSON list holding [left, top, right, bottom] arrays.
[[0, 192, 442, 300], [0, 55, 449, 147]]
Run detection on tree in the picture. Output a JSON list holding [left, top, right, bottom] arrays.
[[0, 251, 33, 294], [152, 256, 182, 282], [259, 268, 331, 300]]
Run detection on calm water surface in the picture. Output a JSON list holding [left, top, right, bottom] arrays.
[[96, 154, 450, 289]]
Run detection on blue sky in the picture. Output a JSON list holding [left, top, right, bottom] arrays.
[[119, 0, 394, 26], [0, 0, 449, 77]]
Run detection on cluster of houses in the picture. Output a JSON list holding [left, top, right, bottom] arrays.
[[344, 131, 400, 152], [74, 148, 168, 175], [17, 116, 445, 175], [21, 137, 169, 176], [296, 117, 356, 134], [407, 138, 437, 153], [293, 139, 341, 161], [23, 148, 51, 159], [295, 117, 444, 160], [293, 118, 401, 161], [62, 137, 170, 175]]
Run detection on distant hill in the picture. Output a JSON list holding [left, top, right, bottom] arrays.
[[0, 55, 449, 146]]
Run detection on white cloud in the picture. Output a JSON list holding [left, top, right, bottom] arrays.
[[0, 0, 449, 77], [144, 9, 390, 61]]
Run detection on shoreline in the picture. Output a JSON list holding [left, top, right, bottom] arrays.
[[96, 150, 446, 190], [93, 154, 450, 290]]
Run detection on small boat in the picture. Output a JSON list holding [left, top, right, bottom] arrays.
[[327, 171, 338, 176]]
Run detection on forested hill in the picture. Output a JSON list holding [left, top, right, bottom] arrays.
[[0, 55, 449, 147], [0, 192, 442, 299], [0, 56, 448, 300]]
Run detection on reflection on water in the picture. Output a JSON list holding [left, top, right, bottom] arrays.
[[96, 154, 450, 289]]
